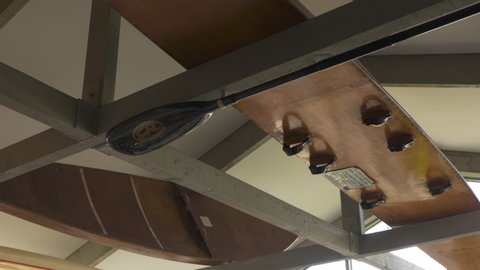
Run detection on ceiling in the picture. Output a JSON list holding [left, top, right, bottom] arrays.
[[0, 0, 479, 269]]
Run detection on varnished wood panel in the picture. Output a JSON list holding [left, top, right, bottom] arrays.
[[0, 164, 102, 234], [0, 163, 296, 264], [235, 62, 479, 225], [179, 187, 297, 261], [234, 61, 480, 268], [132, 176, 209, 259], [421, 234, 480, 270], [82, 167, 159, 249], [106, 0, 306, 68]]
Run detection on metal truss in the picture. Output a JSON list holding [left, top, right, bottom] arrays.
[[2, 0, 480, 269]]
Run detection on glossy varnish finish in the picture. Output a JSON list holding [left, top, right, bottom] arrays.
[[235, 62, 479, 225], [234, 61, 480, 268], [421, 234, 480, 270], [178, 187, 297, 261], [0, 163, 296, 265], [105, 0, 306, 68]]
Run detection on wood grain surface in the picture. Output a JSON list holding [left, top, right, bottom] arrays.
[[178, 187, 297, 261], [234, 61, 480, 268], [106, 0, 306, 68], [0, 163, 295, 264]]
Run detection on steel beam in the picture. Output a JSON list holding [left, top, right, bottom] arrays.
[[203, 209, 480, 270], [0, 135, 105, 182], [341, 192, 364, 236], [0, 0, 118, 182], [361, 209, 480, 254], [0, 63, 100, 182], [2, 1, 479, 267], [202, 245, 345, 270], [66, 242, 116, 267], [62, 136, 260, 267], [0, 63, 97, 139], [361, 54, 480, 86], [98, 144, 357, 256], [361, 254, 424, 270], [443, 150, 480, 174], [0, 0, 28, 29], [199, 121, 269, 171], [82, 0, 120, 106], [3, 0, 477, 183], [97, 0, 480, 132]]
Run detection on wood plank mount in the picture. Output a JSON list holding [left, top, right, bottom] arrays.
[[235, 61, 479, 226]]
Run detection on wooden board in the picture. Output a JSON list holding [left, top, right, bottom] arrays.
[[235, 61, 480, 225], [106, 0, 306, 68], [0, 163, 296, 265], [234, 61, 480, 267]]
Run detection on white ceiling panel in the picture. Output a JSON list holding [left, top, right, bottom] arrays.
[[97, 250, 203, 270], [0, 212, 86, 259], [228, 139, 341, 222], [0, 0, 91, 98], [0, 106, 49, 148], [114, 18, 185, 100], [386, 86, 480, 152]]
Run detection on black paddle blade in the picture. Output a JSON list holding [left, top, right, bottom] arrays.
[[106, 101, 215, 155]]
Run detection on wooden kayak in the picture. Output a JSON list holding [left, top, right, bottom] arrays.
[[0, 163, 296, 264]]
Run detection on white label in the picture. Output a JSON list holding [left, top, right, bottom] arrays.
[[325, 167, 375, 190], [199, 216, 213, 227]]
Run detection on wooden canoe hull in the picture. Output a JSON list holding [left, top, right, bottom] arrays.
[[0, 163, 296, 265], [105, 0, 306, 68]]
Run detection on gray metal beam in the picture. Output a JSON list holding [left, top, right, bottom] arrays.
[[361, 54, 480, 87], [341, 192, 364, 237], [98, 144, 357, 256], [0, 63, 101, 182], [0, 134, 105, 182], [361, 209, 480, 254], [3, 0, 477, 183], [0, 0, 119, 182], [361, 254, 424, 270], [341, 192, 363, 270], [66, 242, 116, 267], [202, 245, 345, 270], [63, 134, 261, 267], [203, 209, 480, 270], [98, 0, 478, 132], [2, 2, 479, 268], [199, 121, 269, 171], [0, 129, 75, 176], [82, 0, 120, 106], [443, 150, 480, 174], [0, 63, 97, 139], [0, 0, 28, 29]]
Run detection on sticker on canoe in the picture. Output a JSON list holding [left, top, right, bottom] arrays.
[[325, 167, 375, 190]]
